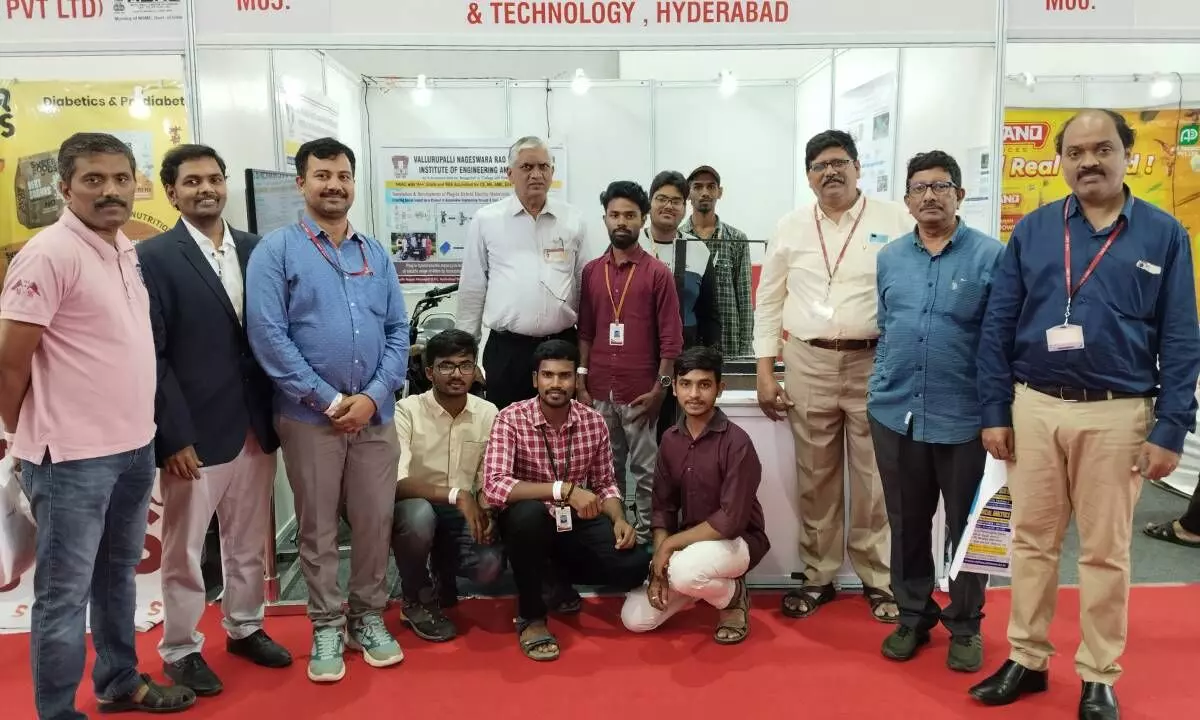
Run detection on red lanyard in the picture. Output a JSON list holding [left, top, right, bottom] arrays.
[[300, 221, 373, 277], [1063, 199, 1124, 304], [814, 196, 867, 284]]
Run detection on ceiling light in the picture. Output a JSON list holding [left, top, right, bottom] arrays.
[[1150, 76, 1174, 99], [571, 68, 591, 96], [129, 86, 150, 119], [718, 70, 738, 97], [411, 74, 432, 106], [1021, 72, 1035, 89]]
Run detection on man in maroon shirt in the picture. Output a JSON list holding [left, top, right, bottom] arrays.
[[578, 180, 684, 546], [620, 346, 768, 644]]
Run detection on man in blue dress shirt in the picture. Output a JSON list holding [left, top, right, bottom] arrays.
[[247, 137, 410, 684], [971, 110, 1200, 720], [869, 151, 1002, 673]]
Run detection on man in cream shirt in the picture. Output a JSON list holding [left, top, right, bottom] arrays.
[[391, 329, 504, 643], [754, 129, 912, 624], [457, 136, 588, 410]]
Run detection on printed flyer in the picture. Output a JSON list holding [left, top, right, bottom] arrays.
[[0, 79, 190, 281], [378, 144, 567, 284], [950, 456, 1013, 579]]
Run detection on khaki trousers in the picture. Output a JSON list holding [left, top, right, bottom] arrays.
[[783, 338, 890, 590], [1006, 383, 1151, 684]]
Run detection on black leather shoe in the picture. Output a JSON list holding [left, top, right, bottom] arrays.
[[968, 659, 1048, 706], [163, 653, 223, 697], [226, 629, 293, 668], [1079, 682, 1119, 720]]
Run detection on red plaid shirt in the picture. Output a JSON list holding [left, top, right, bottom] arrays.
[[482, 397, 621, 510]]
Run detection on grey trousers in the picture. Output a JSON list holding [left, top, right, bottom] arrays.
[[277, 415, 399, 630], [594, 398, 658, 545]]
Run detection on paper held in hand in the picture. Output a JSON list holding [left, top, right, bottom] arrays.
[[949, 455, 1013, 579]]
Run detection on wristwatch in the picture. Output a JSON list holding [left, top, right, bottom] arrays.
[[658, 375, 672, 388]]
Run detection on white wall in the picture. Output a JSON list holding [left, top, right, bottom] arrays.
[[1007, 42, 1200, 77], [620, 49, 830, 82], [330, 49, 619, 81]]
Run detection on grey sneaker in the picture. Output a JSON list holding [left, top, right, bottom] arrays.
[[347, 613, 405, 668], [881, 625, 930, 661], [948, 633, 984, 672], [306, 627, 345, 683]]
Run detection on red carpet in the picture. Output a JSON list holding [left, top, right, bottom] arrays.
[[1, 586, 1195, 719]]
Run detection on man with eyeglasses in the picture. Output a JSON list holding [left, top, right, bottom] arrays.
[[680, 165, 754, 358], [390, 329, 505, 643], [457, 136, 587, 410], [869, 151, 1002, 672], [644, 170, 721, 439], [754, 130, 913, 624]]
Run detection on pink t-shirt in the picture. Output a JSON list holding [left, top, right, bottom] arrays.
[[0, 209, 156, 463]]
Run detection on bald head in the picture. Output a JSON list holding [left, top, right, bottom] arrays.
[[1056, 109, 1134, 205]]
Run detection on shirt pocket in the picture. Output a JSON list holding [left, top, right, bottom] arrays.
[[457, 440, 487, 485], [363, 276, 391, 317], [1105, 263, 1162, 321], [944, 277, 987, 323]]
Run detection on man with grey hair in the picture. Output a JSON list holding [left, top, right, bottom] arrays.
[[456, 135, 588, 410], [0, 133, 196, 717]]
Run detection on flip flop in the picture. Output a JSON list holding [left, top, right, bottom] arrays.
[[1144, 520, 1200, 548]]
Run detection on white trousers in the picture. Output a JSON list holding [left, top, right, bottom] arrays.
[[158, 434, 276, 663], [621, 537, 750, 633]]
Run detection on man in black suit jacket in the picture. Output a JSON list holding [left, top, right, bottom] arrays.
[[137, 144, 292, 697]]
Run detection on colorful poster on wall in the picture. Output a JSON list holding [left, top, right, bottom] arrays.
[[834, 71, 898, 200], [377, 144, 567, 284], [0, 79, 190, 281], [279, 92, 339, 172], [1001, 107, 1200, 293]]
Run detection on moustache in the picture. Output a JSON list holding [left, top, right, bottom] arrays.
[[823, 176, 844, 186], [921, 203, 941, 210], [321, 191, 347, 198], [1079, 167, 1104, 178], [95, 198, 127, 209]]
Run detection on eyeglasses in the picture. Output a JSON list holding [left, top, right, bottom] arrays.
[[809, 158, 853, 173], [433, 361, 477, 376], [906, 181, 957, 196], [653, 195, 685, 207]]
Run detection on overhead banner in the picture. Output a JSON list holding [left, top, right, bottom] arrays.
[[1008, 0, 1199, 41], [0, 0, 185, 53], [378, 143, 567, 284], [195, 0, 996, 46], [0, 79, 190, 281], [1001, 107, 1200, 292], [0, 451, 165, 634]]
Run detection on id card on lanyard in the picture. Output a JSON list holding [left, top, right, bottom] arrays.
[[812, 197, 866, 319], [605, 260, 637, 347], [1048, 199, 1124, 352], [541, 425, 573, 532]]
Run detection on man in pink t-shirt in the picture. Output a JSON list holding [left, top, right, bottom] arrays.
[[0, 133, 195, 719]]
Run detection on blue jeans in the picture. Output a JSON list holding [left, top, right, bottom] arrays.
[[20, 443, 156, 720], [390, 498, 504, 604]]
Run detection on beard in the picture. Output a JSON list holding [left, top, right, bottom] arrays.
[[609, 229, 638, 249]]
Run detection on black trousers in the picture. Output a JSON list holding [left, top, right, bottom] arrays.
[[499, 500, 649, 621], [869, 414, 988, 636], [482, 327, 577, 411], [1180, 479, 1200, 535]]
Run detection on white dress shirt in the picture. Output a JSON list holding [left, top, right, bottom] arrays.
[[753, 193, 912, 357], [456, 194, 588, 338], [182, 218, 243, 325]]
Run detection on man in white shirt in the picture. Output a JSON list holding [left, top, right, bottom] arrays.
[[753, 130, 913, 624], [456, 136, 588, 410], [137, 144, 292, 696]]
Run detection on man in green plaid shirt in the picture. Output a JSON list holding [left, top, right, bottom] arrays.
[[680, 166, 753, 357]]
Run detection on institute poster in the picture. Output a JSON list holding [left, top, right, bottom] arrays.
[[0, 79, 190, 281]]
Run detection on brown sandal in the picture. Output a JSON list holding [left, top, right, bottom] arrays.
[[515, 618, 560, 662], [781, 583, 835, 618], [715, 577, 750, 644], [864, 586, 900, 624], [98, 674, 196, 714]]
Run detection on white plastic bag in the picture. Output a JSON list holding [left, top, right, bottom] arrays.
[[0, 446, 36, 587]]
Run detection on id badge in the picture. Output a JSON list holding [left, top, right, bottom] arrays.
[[1046, 324, 1085, 352], [543, 248, 567, 264], [554, 505, 573, 533], [609, 322, 625, 346]]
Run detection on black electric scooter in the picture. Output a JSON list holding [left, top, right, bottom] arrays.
[[401, 283, 485, 398]]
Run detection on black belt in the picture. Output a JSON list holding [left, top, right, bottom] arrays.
[[492, 328, 574, 342], [1021, 382, 1155, 403], [806, 338, 878, 352]]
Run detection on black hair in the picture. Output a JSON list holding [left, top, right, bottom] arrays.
[[674, 346, 723, 383], [58, 132, 136, 184], [424, 329, 477, 367], [906, 150, 962, 188], [649, 170, 689, 201], [805, 129, 859, 169], [1054, 109, 1136, 155], [296, 137, 356, 178], [532, 339, 579, 371], [599, 180, 651, 215], [160, 144, 227, 187]]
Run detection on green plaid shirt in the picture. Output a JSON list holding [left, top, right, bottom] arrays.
[[680, 216, 753, 356]]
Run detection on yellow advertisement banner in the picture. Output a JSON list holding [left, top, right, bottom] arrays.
[[1001, 107, 1200, 294], [0, 79, 189, 279]]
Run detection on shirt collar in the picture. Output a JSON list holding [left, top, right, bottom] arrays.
[[672, 407, 730, 440], [509, 194, 558, 219], [1066, 185, 1135, 228], [909, 217, 967, 254], [816, 190, 866, 223], [181, 217, 234, 251], [531, 398, 580, 429], [301, 214, 362, 244], [680, 215, 723, 238], [605, 243, 647, 265], [60, 207, 134, 259], [420, 390, 475, 420]]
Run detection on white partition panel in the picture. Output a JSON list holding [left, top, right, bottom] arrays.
[[367, 80, 508, 145], [795, 63, 834, 207], [653, 81, 797, 259], [508, 80, 653, 262]]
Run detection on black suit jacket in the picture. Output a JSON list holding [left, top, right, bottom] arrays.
[[137, 219, 279, 468]]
